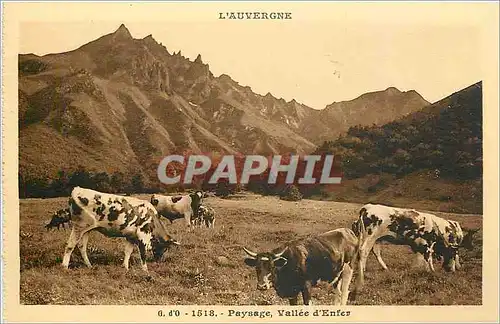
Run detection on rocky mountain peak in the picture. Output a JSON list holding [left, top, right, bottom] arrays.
[[143, 34, 154, 42], [113, 24, 133, 40], [194, 54, 203, 64]]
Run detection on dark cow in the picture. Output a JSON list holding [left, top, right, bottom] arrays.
[[353, 203, 479, 289], [243, 228, 362, 305], [150, 191, 203, 227], [62, 187, 179, 271], [45, 208, 71, 231]]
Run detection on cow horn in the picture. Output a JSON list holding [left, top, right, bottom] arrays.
[[273, 247, 288, 258], [243, 247, 258, 258]]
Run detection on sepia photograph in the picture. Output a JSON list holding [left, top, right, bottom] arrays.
[[2, 1, 499, 323]]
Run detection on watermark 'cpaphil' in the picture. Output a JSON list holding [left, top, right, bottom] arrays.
[[157, 153, 342, 186]]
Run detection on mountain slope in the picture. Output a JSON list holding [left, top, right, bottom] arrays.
[[312, 81, 482, 213], [19, 24, 429, 184]]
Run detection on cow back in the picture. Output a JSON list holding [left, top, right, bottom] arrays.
[[69, 187, 169, 239]]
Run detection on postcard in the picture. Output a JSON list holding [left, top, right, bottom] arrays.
[[2, 1, 499, 323]]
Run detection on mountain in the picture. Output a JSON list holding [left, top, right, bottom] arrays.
[[18, 24, 429, 185], [313, 81, 482, 213], [311, 87, 429, 143]]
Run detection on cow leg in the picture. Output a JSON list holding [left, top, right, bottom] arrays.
[[333, 278, 343, 305], [423, 242, 436, 272], [123, 240, 135, 270], [138, 241, 148, 272], [371, 243, 388, 270], [447, 257, 457, 272], [357, 242, 372, 285], [340, 263, 354, 305], [426, 252, 435, 272], [428, 256, 435, 272], [77, 232, 92, 268], [184, 211, 192, 228], [356, 256, 365, 291], [62, 228, 84, 269], [302, 281, 312, 305], [360, 236, 377, 272], [455, 254, 462, 270], [288, 296, 299, 305]]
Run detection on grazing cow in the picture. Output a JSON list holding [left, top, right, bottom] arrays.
[[62, 187, 180, 271], [243, 228, 362, 305], [353, 203, 478, 289], [45, 208, 71, 231], [150, 191, 203, 227], [193, 205, 216, 228]]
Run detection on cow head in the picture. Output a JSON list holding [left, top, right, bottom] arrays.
[[243, 247, 288, 291], [436, 223, 478, 272], [45, 208, 71, 231], [152, 236, 181, 261], [434, 236, 460, 272], [437, 245, 459, 272], [461, 228, 479, 250], [190, 191, 204, 215], [150, 194, 159, 206]]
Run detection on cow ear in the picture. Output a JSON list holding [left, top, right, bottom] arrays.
[[244, 258, 257, 267], [274, 257, 288, 268]]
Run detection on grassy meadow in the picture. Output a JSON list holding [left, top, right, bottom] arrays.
[[19, 193, 482, 305]]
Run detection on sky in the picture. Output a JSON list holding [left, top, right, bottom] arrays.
[[15, 2, 491, 109]]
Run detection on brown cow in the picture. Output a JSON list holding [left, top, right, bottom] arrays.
[[243, 228, 362, 305]]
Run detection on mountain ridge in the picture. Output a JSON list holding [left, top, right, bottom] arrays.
[[19, 24, 431, 185]]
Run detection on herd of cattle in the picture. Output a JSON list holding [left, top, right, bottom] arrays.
[[42, 186, 479, 306]]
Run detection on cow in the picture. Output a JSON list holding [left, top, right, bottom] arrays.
[[353, 203, 479, 289], [62, 186, 180, 271], [193, 205, 216, 228], [45, 208, 72, 231], [243, 228, 362, 306], [150, 191, 203, 227]]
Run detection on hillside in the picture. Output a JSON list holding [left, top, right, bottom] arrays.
[[313, 81, 483, 213], [19, 24, 428, 186]]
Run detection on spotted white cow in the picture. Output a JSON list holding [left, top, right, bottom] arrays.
[[150, 191, 203, 227], [62, 187, 179, 271], [193, 205, 216, 228], [352, 203, 478, 289]]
